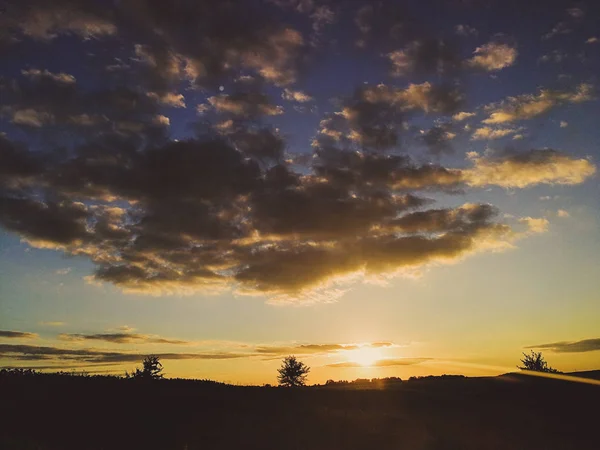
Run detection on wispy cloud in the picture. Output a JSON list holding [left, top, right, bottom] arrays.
[[0, 344, 249, 363], [327, 358, 431, 368], [58, 333, 190, 345], [0, 330, 38, 339], [483, 84, 594, 124], [526, 338, 600, 353]]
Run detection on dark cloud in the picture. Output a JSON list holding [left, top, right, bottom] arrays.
[[0, 1, 596, 303], [58, 333, 190, 345], [0, 344, 248, 364], [0, 330, 38, 339], [387, 39, 461, 78], [526, 338, 600, 353], [419, 124, 457, 155]]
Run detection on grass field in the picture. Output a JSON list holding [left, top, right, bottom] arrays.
[[1, 372, 598, 450]]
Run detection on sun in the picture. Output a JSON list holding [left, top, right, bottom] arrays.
[[348, 347, 382, 367]]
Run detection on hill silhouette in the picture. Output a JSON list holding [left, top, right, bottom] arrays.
[[1, 370, 598, 450]]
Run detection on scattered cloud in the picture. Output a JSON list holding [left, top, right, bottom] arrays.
[[543, 22, 571, 40], [455, 24, 477, 37], [560, 121, 568, 128], [567, 7, 584, 19], [58, 333, 190, 345], [463, 150, 596, 188], [519, 217, 549, 234], [557, 209, 570, 218], [526, 338, 600, 353], [586, 37, 598, 44], [21, 69, 76, 84], [55, 268, 72, 275], [282, 88, 313, 103], [467, 42, 517, 71], [452, 111, 475, 121], [471, 126, 520, 140], [0, 344, 248, 363], [483, 84, 594, 124], [147, 92, 186, 108], [207, 93, 283, 117], [0, 330, 38, 339], [387, 39, 460, 77], [538, 50, 567, 64]]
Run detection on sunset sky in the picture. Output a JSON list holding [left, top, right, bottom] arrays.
[[0, 0, 599, 385]]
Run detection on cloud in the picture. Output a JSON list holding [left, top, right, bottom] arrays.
[[39, 322, 66, 327], [452, 111, 475, 121], [467, 42, 517, 71], [567, 7, 584, 19], [482, 84, 594, 124], [282, 88, 313, 103], [526, 338, 600, 353], [538, 50, 567, 64], [21, 69, 76, 84], [147, 92, 186, 108], [463, 150, 596, 188], [0, 5, 596, 303], [543, 22, 571, 40], [455, 24, 478, 37], [0, 344, 248, 363], [420, 124, 456, 155], [471, 126, 520, 140], [55, 268, 72, 275], [0, 340, 396, 366], [557, 209, 570, 218], [387, 39, 460, 77], [560, 121, 568, 128], [586, 37, 599, 44], [58, 333, 190, 345], [207, 93, 283, 117], [1, 1, 117, 40], [519, 217, 549, 234], [255, 342, 392, 356], [0, 331, 38, 339], [2, 1, 308, 88], [327, 358, 430, 368]]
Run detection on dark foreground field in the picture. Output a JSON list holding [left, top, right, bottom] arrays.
[[1, 373, 598, 450]]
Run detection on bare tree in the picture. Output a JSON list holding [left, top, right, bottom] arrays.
[[277, 355, 310, 387], [518, 351, 559, 373]]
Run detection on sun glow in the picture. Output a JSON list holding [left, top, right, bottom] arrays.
[[348, 346, 383, 367]]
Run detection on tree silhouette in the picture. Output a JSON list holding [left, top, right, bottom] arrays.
[[277, 355, 310, 387], [518, 351, 559, 373], [128, 355, 164, 380]]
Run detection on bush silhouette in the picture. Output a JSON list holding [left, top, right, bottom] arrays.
[[277, 355, 310, 387], [518, 351, 559, 373], [127, 355, 164, 380]]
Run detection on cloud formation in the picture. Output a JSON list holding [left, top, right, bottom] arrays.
[[0, 344, 247, 363], [58, 333, 190, 345], [0, 0, 596, 304], [463, 150, 596, 188], [467, 42, 518, 71], [526, 338, 600, 353], [0, 330, 38, 339], [483, 84, 594, 124]]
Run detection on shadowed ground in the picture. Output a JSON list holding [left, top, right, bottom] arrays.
[[1, 373, 598, 450]]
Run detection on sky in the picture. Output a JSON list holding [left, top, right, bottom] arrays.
[[0, 0, 599, 385]]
